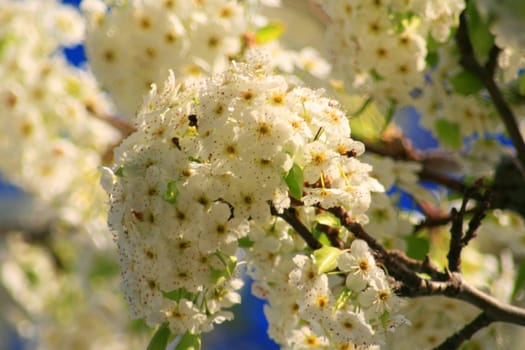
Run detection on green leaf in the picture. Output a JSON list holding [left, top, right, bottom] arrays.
[[404, 235, 430, 260], [0, 35, 14, 59], [512, 261, 525, 300], [163, 181, 179, 204], [163, 287, 194, 302], [343, 96, 385, 142], [425, 51, 439, 67], [435, 119, 462, 149], [449, 70, 484, 95], [314, 212, 341, 228], [175, 332, 201, 350], [519, 74, 525, 96], [314, 246, 344, 274], [225, 256, 237, 276], [23, 267, 39, 286], [210, 266, 227, 284], [238, 236, 254, 248], [426, 34, 441, 53], [381, 99, 397, 133], [285, 163, 304, 200], [334, 287, 352, 310], [114, 167, 124, 177], [147, 323, 171, 350], [129, 318, 150, 333], [312, 226, 331, 247], [89, 254, 120, 281], [255, 22, 286, 44], [211, 254, 237, 284], [466, 1, 495, 63]]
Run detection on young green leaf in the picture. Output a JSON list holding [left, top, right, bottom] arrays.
[[237, 236, 254, 248], [466, 1, 495, 62], [285, 163, 304, 200], [175, 332, 202, 350], [147, 323, 171, 350], [163, 287, 195, 303], [435, 119, 462, 149], [449, 70, 484, 96], [314, 212, 341, 228], [255, 22, 286, 44], [114, 166, 124, 177], [312, 226, 331, 247], [404, 235, 430, 261], [314, 246, 344, 274], [512, 260, 525, 301], [519, 74, 525, 96]]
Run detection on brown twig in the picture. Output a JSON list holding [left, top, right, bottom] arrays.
[[434, 312, 493, 350], [315, 223, 346, 250], [387, 251, 449, 281], [447, 180, 491, 272], [269, 205, 322, 250], [362, 138, 468, 194]]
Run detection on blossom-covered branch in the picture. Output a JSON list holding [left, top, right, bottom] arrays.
[[327, 204, 525, 343], [455, 6, 525, 174]]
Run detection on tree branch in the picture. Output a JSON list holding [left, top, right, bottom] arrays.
[[434, 312, 493, 350], [455, 9, 525, 175], [315, 222, 346, 250], [362, 137, 469, 194], [328, 205, 525, 329], [447, 180, 491, 272], [269, 205, 322, 250]]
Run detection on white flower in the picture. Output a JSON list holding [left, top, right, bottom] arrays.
[[295, 47, 331, 79], [327, 309, 375, 345], [337, 240, 381, 291], [163, 299, 207, 335], [289, 325, 330, 350], [359, 272, 401, 317]]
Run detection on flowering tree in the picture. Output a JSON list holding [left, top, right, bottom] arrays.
[[2, 0, 525, 349]]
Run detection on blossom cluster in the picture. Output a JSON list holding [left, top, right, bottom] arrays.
[[321, 0, 510, 144], [102, 58, 388, 340], [1, 233, 150, 350], [82, 0, 331, 120], [0, 0, 119, 234], [2, 0, 525, 349], [83, 0, 253, 118], [322, 0, 465, 109], [249, 237, 406, 349]]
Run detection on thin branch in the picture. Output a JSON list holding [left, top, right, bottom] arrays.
[[387, 251, 449, 281], [447, 206, 467, 272], [485, 44, 501, 77], [315, 223, 346, 250], [85, 101, 135, 137], [456, 10, 525, 174], [417, 168, 467, 194], [269, 205, 322, 250], [462, 188, 491, 245], [328, 205, 525, 328], [434, 312, 493, 350], [447, 180, 490, 272], [414, 204, 483, 233], [362, 138, 469, 194]]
